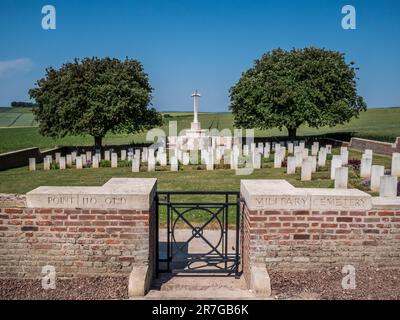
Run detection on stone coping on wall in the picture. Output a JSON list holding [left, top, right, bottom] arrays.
[[241, 180, 376, 211], [25, 178, 157, 210], [371, 197, 400, 209]]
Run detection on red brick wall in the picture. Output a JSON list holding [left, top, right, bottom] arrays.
[[242, 203, 400, 271], [349, 137, 400, 155], [0, 207, 154, 279]]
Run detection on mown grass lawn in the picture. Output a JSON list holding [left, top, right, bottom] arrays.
[[0, 148, 391, 195]]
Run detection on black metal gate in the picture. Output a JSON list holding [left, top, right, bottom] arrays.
[[155, 191, 240, 277]]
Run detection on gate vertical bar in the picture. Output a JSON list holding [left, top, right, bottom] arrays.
[[224, 194, 228, 269], [155, 193, 159, 278], [235, 193, 240, 278], [167, 193, 171, 272]]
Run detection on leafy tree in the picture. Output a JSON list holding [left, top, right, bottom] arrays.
[[29, 57, 162, 148], [229, 47, 367, 140]]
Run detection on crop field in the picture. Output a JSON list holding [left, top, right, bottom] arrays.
[[0, 107, 399, 154]]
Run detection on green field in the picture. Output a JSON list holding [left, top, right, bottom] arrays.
[[0, 107, 37, 127], [0, 107, 399, 154]]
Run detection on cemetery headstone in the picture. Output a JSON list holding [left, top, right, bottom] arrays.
[[379, 176, 398, 197], [391, 153, 400, 177], [370, 165, 385, 192], [330, 155, 342, 179], [132, 157, 140, 173], [76, 156, 83, 169], [287, 156, 296, 174], [111, 153, 118, 168], [334, 167, 348, 189], [92, 155, 99, 169], [66, 154, 72, 167], [301, 159, 312, 181], [29, 158, 36, 171], [121, 150, 127, 161], [360, 156, 373, 178], [59, 157, 66, 170]]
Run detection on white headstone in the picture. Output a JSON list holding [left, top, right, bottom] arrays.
[[104, 150, 111, 161], [76, 156, 83, 169], [206, 153, 214, 170], [274, 152, 282, 168], [148, 156, 156, 172], [55, 153, 61, 163], [370, 165, 385, 192], [66, 154, 72, 167], [379, 176, 398, 197], [360, 156, 373, 178], [264, 143, 271, 155], [43, 157, 50, 170], [294, 151, 303, 168], [340, 149, 349, 165], [302, 148, 309, 160], [182, 152, 190, 165], [132, 157, 140, 172], [318, 149, 327, 167], [29, 158, 36, 171], [59, 157, 66, 170], [309, 155, 317, 173], [391, 153, 400, 177], [365, 149, 373, 158], [301, 159, 312, 181], [253, 152, 261, 169], [311, 144, 319, 156], [71, 151, 77, 163], [142, 147, 148, 162], [330, 155, 342, 180], [135, 149, 141, 159], [92, 155, 99, 169], [86, 151, 92, 162], [121, 150, 127, 161], [243, 145, 249, 156], [287, 156, 296, 175], [170, 156, 178, 172], [111, 153, 118, 168], [334, 167, 348, 189], [158, 153, 166, 166], [287, 142, 294, 155]]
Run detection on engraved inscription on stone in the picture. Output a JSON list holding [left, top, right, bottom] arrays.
[[46, 195, 127, 208], [254, 196, 308, 209], [312, 196, 368, 210]]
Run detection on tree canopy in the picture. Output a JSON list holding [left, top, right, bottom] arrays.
[[29, 57, 162, 148], [229, 47, 367, 139]]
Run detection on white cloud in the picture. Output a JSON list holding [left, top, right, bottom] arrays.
[[0, 58, 33, 77]]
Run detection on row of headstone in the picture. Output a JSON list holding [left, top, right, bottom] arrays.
[[284, 142, 330, 181], [28, 141, 334, 173]]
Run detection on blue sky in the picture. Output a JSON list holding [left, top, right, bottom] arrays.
[[0, 0, 399, 111]]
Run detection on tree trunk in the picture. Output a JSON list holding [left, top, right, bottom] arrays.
[[287, 127, 297, 141], [94, 136, 103, 150]]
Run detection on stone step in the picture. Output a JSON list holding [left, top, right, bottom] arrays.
[[152, 274, 247, 291], [141, 288, 260, 300], [134, 274, 267, 300]]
